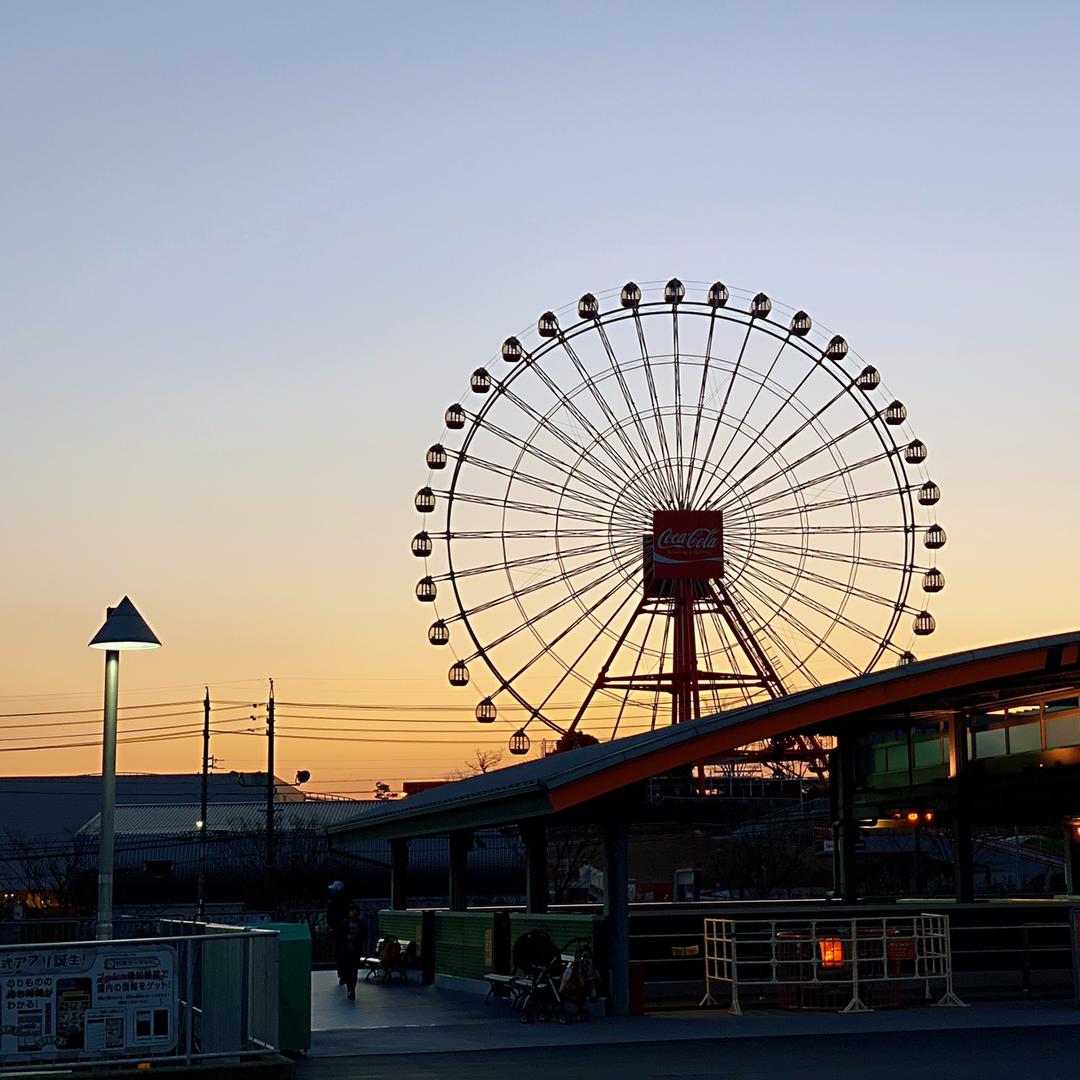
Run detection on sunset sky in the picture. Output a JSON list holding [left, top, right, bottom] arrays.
[[2, 3, 1079, 796]]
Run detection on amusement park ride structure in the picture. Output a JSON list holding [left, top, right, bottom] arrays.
[[412, 280, 945, 778]]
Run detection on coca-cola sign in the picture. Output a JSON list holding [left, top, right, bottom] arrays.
[[652, 510, 724, 580]]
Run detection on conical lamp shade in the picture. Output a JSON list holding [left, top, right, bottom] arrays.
[[88, 596, 161, 651]]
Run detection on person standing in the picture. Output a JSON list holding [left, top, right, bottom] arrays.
[[342, 904, 366, 1001], [326, 881, 349, 986]]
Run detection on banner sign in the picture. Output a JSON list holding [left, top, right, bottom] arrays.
[[0, 945, 176, 1061], [651, 510, 724, 580]]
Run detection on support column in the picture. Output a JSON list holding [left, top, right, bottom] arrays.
[[833, 732, 858, 904], [950, 714, 974, 903], [1064, 824, 1080, 896], [603, 818, 630, 1016], [521, 821, 548, 914], [449, 830, 471, 912], [389, 838, 409, 911]]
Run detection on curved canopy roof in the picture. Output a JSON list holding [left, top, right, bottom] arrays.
[[329, 632, 1080, 842]]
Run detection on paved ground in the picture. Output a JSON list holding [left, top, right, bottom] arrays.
[[300, 1027, 1080, 1079], [306, 970, 1080, 1068]]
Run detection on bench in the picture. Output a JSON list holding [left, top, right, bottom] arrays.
[[483, 971, 527, 1004], [362, 937, 417, 984]]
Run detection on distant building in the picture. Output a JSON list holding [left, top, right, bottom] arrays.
[[0, 773, 300, 908]]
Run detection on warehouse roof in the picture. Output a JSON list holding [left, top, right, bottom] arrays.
[[78, 799, 376, 837], [0, 772, 300, 841], [329, 631, 1080, 842]]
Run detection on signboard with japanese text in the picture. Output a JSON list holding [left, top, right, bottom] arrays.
[[651, 510, 724, 580], [0, 945, 176, 1061]]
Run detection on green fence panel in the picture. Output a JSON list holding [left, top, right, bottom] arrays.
[[258, 922, 310, 1053], [434, 912, 496, 979]]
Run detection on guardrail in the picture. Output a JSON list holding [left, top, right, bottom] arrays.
[[701, 914, 966, 1015], [0, 924, 278, 1070]]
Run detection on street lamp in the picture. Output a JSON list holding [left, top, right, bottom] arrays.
[[89, 597, 160, 939]]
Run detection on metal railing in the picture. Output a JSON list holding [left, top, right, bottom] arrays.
[[701, 913, 966, 1015], [0, 923, 278, 1070]]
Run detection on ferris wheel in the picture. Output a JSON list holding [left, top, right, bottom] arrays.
[[411, 279, 945, 758]]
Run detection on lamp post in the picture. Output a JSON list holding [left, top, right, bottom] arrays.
[[88, 597, 161, 940]]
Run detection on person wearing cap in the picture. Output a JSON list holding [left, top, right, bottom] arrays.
[[326, 881, 349, 987]]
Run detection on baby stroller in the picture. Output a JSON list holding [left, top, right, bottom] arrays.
[[556, 938, 598, 1023], [512, 930, 566, 1024]]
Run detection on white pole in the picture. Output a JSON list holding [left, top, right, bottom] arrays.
[[96, 649, 119, 940]]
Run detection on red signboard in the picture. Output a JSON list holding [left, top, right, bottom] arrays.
[[651, 511, 724, 580], [886, 939, 916, 961]]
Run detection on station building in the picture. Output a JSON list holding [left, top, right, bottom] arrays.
[[329, 632, 1080, 1012]]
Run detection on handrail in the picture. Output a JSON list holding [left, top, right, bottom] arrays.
[[0, 928, 278, 952]]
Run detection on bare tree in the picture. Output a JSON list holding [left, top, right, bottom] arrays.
[[548, 826, 600, 903], [448, 749, 504, 780], [1, 828, 91, 915]]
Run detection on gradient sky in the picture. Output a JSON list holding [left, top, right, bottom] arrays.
[[2, 2, 1079, 795]]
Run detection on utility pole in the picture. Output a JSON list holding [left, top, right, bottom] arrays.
[[196, 687, 210, 918], [266, 678, 275, 895]]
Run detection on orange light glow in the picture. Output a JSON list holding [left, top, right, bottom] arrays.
[[906, 811, 920, 824], [923, 810, 935, 824], [819, 937, 845, 969]]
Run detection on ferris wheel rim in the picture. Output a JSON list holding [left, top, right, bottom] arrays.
[[416, 282, 942, 740]]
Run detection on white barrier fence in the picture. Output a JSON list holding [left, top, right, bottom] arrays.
[[702, 913, 966, 1015], [0, 926, 279, 1070]]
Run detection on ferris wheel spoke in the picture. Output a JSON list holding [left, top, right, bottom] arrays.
[[729, 573, 863, 677], [496, 384, 651, 498], [451, 528, 609, 540], [686, 310, 719, 505], [737, 560, 886, 651], [735, 545, 911, 612], [440, 539, 617, 583], [706, 332, 795, 506], [532, 588, 647, 719], [466, 552, 637, 662], [673, 309, 685, 501], [525, 347, 663, 501], [703, 605, 751, 704], [723, 598, 824, 693], [701, 376, 852, 508], [651, 613, 673, 730], [608, 604, 663, 740], [456, 546, 636, 618], [695, 613, 738, 712], [711, 586, 822, 698], [727, 485, 903, 525], [468, 413, 630, 505], [738, 538, 919, 574], [751, 524, 910, 536], [499, 558, 643, 690], [555, 332, 670, 505], [720, 438, 889, 513], [706, 361, 826, 502], [686, 317, 755, 508], [631, 310, 680, 505], [446, 489, 614, 527], [460, 452, 626, 512], [593, 320, 675, 503]]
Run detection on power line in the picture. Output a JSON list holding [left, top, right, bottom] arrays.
[[0, 700, 202, 719], [1, 705, 254, 731]]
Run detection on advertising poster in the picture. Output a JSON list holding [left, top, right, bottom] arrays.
[[652, 510, 724, 580], [0, 945, 176, 1061]]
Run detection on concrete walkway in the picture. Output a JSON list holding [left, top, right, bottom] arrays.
[[308, 971, 1080, 1059]]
